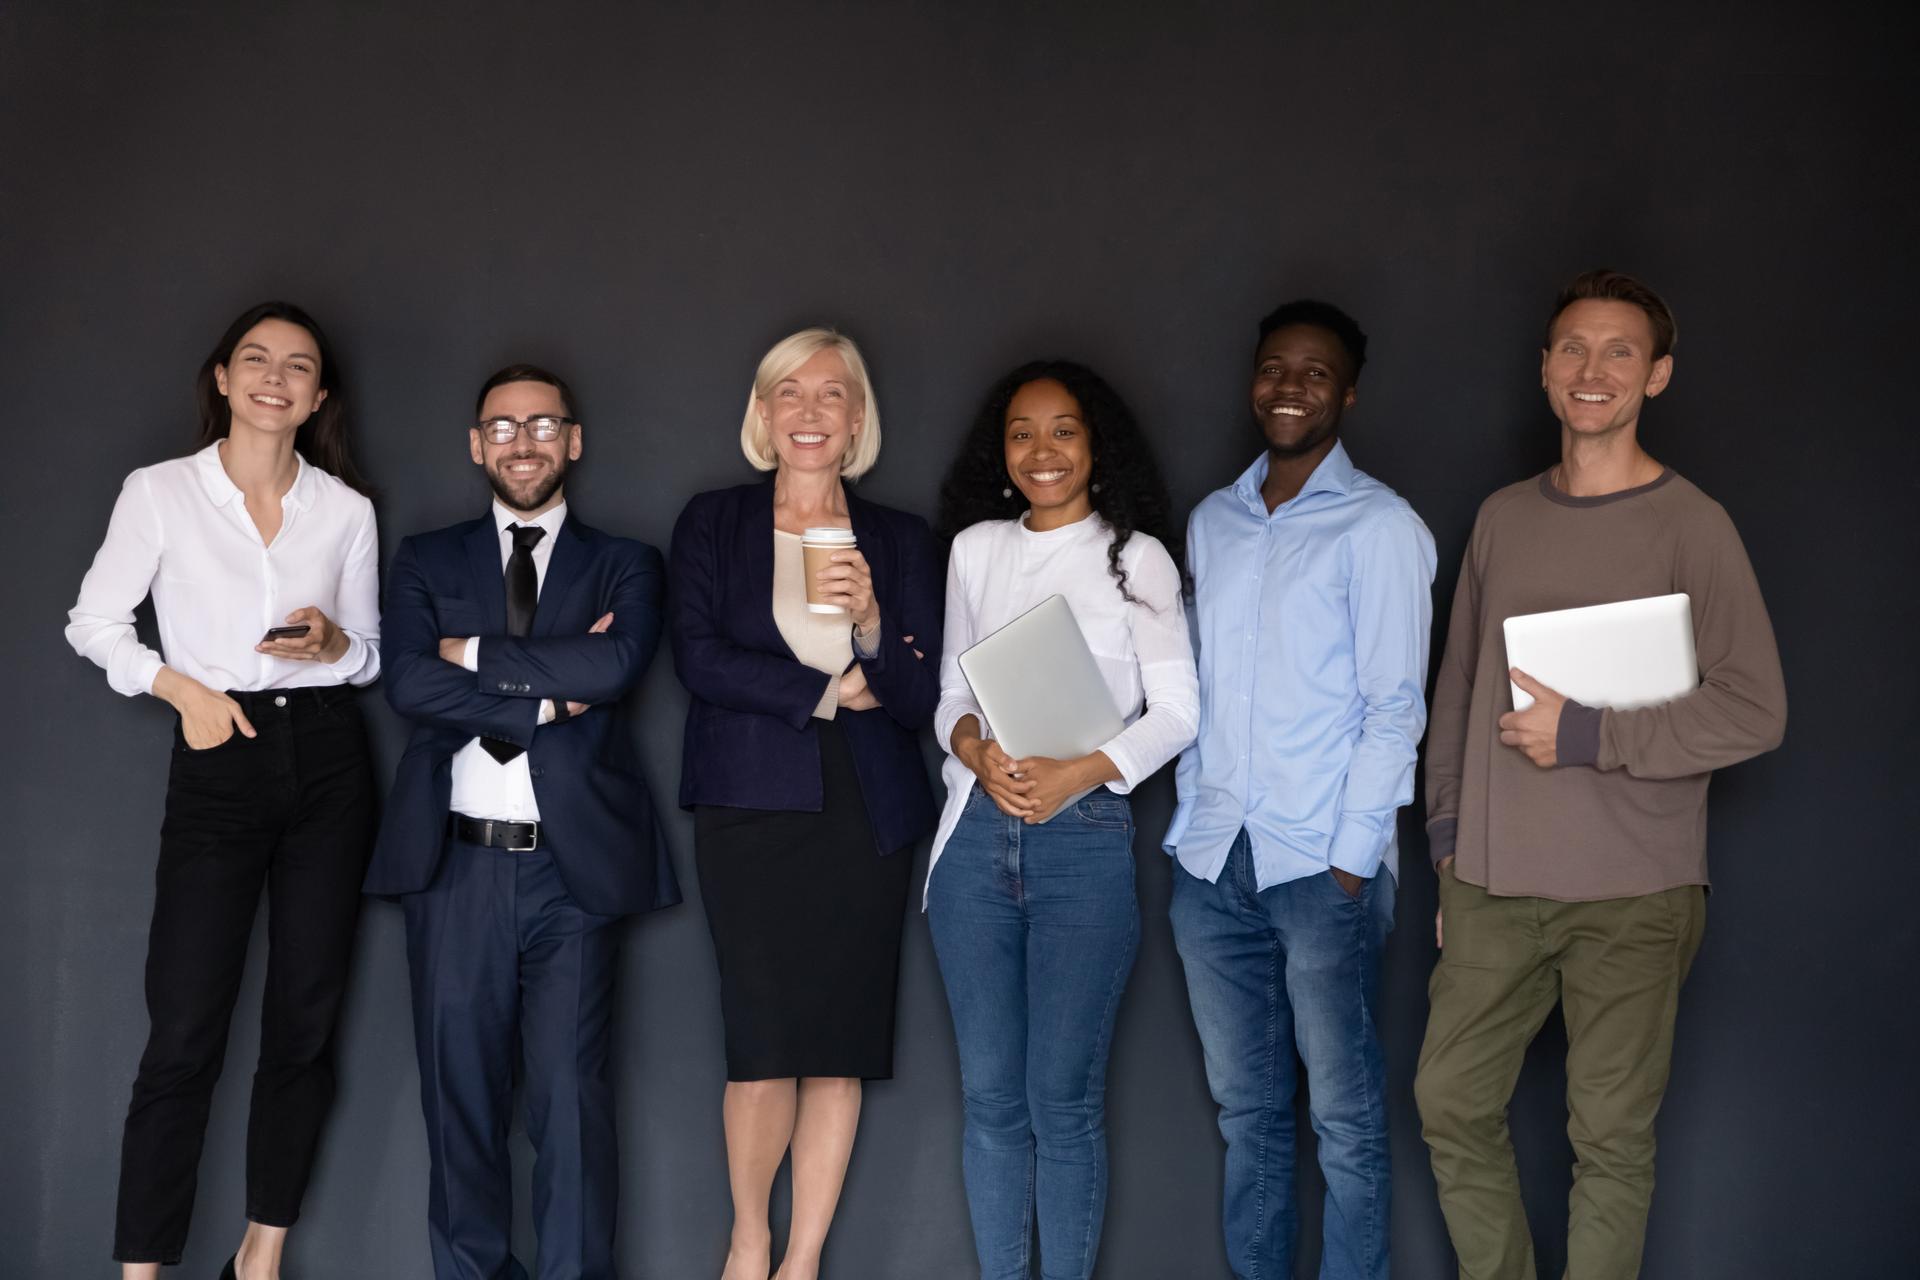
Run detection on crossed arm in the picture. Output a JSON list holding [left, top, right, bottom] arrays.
[[382, 538, 663, 746]]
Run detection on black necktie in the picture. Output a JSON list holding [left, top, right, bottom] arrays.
[[481, 522, 547, 764]]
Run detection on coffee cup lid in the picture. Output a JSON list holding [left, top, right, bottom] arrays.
[[801, 527, 858, 543]]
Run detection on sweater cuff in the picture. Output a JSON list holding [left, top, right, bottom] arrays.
[[1426, 817, 1457, 867], [812, 674, 841, 720], [1556, 699, 1603, 768]]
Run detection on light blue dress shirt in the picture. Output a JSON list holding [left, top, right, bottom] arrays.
[[1165, 442, 1436, 888]]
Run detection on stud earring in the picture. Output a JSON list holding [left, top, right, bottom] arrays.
[[1091, 481, 1102, 493], [1001, 486, 1013, 499]]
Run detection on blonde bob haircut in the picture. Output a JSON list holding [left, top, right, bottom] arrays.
[[739, 327, 883, 479]]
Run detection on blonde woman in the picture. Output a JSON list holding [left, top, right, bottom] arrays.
[[669, 328, 943, 1280]]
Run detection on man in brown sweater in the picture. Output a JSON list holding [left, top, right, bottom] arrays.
[[1414, 270, 1787, 1279]]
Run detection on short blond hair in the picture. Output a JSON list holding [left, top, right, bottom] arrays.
[[739, 327, 882, 479]]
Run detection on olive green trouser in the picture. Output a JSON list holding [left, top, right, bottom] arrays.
[[1414, 865, 1706, 1280]]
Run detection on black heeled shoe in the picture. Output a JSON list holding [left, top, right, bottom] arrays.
[[218, 1256, 237, 1280]]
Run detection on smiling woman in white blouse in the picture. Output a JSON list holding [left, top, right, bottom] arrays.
[[65, 301, 381, 1280], [928, 360, 1198, 1280]]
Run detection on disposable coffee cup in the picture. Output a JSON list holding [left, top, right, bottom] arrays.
[[801, 527, 858, 613]]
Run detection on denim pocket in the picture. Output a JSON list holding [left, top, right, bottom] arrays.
[[1327, 868, 1368, 901], [1071, 797, 1132, 830]]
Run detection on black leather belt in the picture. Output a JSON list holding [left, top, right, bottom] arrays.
[[452, 814, 542, 852]]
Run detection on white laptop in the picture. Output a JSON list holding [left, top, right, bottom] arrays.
[[958, 595, 1126, 814], [1502, 593, 1699, 711]]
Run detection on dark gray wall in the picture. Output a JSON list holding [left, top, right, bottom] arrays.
[[5, 2, 1914, 1276]]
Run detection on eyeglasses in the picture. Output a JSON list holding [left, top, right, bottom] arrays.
[[476, 415, 575, 444]]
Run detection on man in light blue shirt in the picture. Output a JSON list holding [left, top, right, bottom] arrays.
[[1165, 299, 1436, 1280]]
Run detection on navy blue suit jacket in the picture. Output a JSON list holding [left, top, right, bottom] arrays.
[[366, 510, 681, 916], [670, 481, 942, 855]]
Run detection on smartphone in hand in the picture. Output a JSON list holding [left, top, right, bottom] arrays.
[[261, 624, 312, 642]]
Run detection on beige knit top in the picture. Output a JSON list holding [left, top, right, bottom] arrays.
[[773, 530, 854, 720]]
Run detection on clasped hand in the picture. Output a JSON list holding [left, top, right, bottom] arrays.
[[961, 739, 1098, 825]]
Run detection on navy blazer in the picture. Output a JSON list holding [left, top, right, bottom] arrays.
[[366, 510, 680, 917], [670, 481, 942, 855]]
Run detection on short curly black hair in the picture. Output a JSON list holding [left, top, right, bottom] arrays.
[[935, 359, 1181, 606], [1257, 299, 1369, 380]]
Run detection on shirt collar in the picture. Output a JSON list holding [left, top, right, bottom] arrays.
[[192, 439, 315, 511], [492, 499, 568, 540], [284, 453, 317, 512], [1231, 440, 1355, 516]]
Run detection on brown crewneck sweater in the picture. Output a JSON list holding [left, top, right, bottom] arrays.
[[1425, 468, 1787, 901]]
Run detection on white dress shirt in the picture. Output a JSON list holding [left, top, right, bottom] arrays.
[[929, 512, 1200, 896], [449, 501, 568, 823], [66, 441, 380, 695]]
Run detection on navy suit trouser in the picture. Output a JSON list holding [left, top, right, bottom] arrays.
[[403, 836, 620, 1280]]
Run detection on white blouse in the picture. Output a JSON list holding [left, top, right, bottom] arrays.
[[66, 441, 381, 696], [929, 512, 1199, 892]]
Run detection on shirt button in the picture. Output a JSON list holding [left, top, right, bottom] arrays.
[[273, 695, 287, 708]]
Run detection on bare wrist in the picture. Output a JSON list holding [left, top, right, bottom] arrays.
[[1076, 751, 1119, 789], [151, 666, 188, 706]]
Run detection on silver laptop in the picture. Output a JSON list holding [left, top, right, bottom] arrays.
[[1502, 593, 1699, 711], [958, 594, 1126, 815]]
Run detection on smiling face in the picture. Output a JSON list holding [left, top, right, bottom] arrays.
[[1541, 299, 1673, 440], [1251, 323, 1356, 459], [213, 318, 327, 439], [1004, 378, 1095, 526], [468, 378, 581, 516], [758, 348, 865, 476]]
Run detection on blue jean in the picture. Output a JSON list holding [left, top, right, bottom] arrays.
[[927, 786, 1141, 1280], [1170, 830, 1396, 1280]]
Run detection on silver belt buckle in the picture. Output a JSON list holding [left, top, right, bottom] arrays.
[[507, 820, 538, 853]]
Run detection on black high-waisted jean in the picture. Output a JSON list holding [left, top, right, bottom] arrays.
[[113, 686, 374, 1265]]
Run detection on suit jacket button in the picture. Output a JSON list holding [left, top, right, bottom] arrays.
[[531, 766, 544, 778]]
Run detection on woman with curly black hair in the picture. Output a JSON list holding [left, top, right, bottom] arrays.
[[925, 360, 1198, 1280]]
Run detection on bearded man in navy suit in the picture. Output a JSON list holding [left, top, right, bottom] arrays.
[[367, 363, 677, 1280]]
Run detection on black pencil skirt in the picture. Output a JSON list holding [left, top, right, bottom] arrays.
[[694, 718, 913, 1081]]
